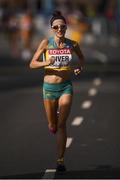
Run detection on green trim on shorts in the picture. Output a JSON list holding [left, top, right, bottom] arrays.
[[43, 80, 73, 99]]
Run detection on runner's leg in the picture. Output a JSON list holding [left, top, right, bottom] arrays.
[[57, 94, 72, 158], [44, 99, 58, 134]]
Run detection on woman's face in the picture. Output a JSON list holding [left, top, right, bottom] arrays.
[[51, 19, 67, 38]]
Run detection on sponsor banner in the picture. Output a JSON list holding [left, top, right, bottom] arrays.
[[48, 48, 71, 55]]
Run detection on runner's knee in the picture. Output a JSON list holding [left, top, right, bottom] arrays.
[[58, 121, 66, 129]]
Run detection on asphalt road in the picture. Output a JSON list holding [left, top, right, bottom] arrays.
[[0, 67, 120, 178]]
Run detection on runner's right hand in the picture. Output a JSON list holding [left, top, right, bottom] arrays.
[[46, 56, 55, 66]]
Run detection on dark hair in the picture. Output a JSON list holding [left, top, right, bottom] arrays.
[[50, 10, 66, 26]]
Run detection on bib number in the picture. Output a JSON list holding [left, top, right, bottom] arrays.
[[48, 48, 72, 68]]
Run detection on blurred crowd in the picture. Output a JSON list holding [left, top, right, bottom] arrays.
[[0, 0, 120, 60]]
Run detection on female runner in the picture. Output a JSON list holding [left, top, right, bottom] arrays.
[[29, 10, 85, 171]]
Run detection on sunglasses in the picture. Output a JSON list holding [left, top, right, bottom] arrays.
[[52, 24, 66, 30]]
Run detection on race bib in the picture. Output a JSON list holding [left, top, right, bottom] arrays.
[[48, 48, 72, 68]]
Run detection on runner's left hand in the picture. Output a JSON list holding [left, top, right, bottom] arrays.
[[74, 67, 82, 75]]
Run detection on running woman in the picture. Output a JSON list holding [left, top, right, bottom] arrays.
[[29, 10, 85, 171]]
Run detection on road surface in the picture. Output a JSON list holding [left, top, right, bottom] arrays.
[[0, 67, 120, 178]]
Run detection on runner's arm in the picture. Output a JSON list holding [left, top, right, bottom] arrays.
[[73, 42, 85, 70], [29, 39, 54, 69]]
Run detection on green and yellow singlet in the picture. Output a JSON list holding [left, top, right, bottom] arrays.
[[43, 37, 74, 71]]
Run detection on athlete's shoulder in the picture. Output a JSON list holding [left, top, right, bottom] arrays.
[[65, 38, 77, 47], [40, 38, 49, 45], [48, 36, 54, 43], [38, 38, 48, 50], [48, 36, 54, 40]]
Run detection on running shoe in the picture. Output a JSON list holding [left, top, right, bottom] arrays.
[[56, 158, 66, 172]]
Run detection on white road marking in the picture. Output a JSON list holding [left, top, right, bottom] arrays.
[[88, 88, 98, 96], [71, 116, 84, 126], [81, 100, 92, 109], [45, 169, 56, 173], [66, 137, 73, 148], [42, 169, 56, 179], [93, 78, 102, 86]]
